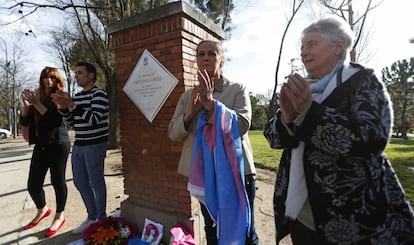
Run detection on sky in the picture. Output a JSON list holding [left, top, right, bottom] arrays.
[[1, 0, 413, 94], [223, 0, 414, 95]]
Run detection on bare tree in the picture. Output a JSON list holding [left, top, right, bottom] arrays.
[[268, 0, 305, 119], [2, 0, 237, 148], [319, 0, 383, 63], [48, 27, 80, 96], [0, 41, 33, 137]]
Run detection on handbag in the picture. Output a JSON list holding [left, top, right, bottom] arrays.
[[22, 125, 29, 142]]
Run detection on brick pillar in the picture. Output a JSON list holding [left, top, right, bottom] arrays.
[[108, 1, 224, 244]]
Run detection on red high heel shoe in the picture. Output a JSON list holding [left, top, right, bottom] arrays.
[[24, 208, 52, 230], [44, 219, 65, 238]]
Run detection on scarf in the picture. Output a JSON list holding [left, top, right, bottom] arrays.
[[309, 60, 344, 93], [187, 100, 250, 245]]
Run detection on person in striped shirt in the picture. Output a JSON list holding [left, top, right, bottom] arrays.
[[51, 61, 109, 234]]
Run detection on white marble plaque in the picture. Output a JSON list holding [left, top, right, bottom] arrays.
[[123, 49, 178, 123]]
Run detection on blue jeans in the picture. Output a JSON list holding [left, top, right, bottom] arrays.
[[72, 142, 107, 220]]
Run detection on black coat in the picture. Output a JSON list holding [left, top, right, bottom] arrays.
[[20, 104, 70, 146], [264, 64, 414, 244]]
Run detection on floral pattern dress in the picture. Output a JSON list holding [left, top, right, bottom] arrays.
[[264, 63, 414, 244]]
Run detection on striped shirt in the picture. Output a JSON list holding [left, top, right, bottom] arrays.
[[60, 86, 109, 146]]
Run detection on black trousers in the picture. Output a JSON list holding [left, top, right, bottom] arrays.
[[27, 143, 70, 212], [289, 219, 320, 245], [200, 174, 259, 245]]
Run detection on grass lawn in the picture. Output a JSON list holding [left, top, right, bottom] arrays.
[[249, 130, 414, 203]]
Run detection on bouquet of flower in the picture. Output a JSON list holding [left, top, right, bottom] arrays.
[[84, 216, 137, 245]]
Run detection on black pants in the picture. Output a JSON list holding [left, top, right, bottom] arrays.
[[27, 143, 70, 212], [289, 219, 320, 245], [200, 174, 259, 245]]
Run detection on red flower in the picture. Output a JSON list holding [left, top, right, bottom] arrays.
[[84, 217, 137, 245]]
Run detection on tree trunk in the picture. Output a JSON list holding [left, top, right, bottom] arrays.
[[107, 71, 119, 149]]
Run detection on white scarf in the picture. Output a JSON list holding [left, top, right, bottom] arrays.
[[285, 63, 359, 219]]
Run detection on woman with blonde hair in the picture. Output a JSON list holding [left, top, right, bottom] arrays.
[[20, 67, 70, 237]]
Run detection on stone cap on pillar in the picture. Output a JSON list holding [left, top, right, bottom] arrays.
[[108, 0, 225, 39]]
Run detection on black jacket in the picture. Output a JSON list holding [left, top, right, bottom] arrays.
[[20, 105, 70, 146], [264, 64, 414, 244]]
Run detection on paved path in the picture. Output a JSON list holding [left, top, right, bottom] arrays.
[[0, 135, 126, 244], [0, 134, 291, 244]]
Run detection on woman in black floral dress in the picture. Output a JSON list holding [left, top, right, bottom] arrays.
[[264, 16, 414, 245]]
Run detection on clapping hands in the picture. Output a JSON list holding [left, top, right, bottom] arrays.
[[21, 89, 38, 106], [280, 74, 313, 124], [194, 69, 214, 111], [51, 91, 72, 109]]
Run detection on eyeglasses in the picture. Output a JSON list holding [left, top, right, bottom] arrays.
[[43, 77, 57, 81]]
